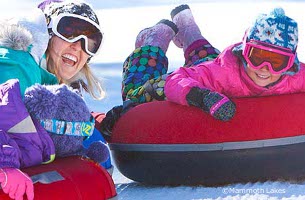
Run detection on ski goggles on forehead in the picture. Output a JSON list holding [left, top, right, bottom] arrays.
[[50, 13, 103, 56], [242, 40, 296, 74]]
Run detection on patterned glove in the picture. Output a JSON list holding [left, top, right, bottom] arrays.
[[0, 168, 34, 200], [186, 87, 236, 121], [100, 100, 138, 140]]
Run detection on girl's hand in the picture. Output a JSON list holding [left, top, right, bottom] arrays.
[[186, 87, 236, 121], [0, 168, 34, 200]]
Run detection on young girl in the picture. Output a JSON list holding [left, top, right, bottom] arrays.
[[164, 6, 301, 121], [100, 5, 301, 138]]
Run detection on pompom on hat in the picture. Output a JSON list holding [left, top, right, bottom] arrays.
[[246, 7, 298, 52]]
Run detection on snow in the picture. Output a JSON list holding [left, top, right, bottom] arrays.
[[2, 1, 305, 199]]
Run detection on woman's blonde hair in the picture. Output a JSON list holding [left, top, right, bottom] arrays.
[[76, 62, 106, 100], [45, 51, 105, 100]]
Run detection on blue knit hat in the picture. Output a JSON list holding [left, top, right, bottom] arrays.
[[246, 7, 298, 52]]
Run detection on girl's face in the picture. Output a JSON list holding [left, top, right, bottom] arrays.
[[48, 36, 90, 80], [245, 64, 282, 87]]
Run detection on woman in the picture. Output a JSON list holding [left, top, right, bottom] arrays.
[[39, 0, 105, 100], [0, 0, 105, 100]]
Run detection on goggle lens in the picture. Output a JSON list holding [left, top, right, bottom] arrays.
[[248, 47, 290, 72]]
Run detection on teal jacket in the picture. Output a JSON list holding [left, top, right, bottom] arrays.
[[0, 47, 58, 95]]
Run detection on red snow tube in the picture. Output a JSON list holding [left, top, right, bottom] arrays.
[[109, 92, 305, 185], [0, 156, 117, 200]]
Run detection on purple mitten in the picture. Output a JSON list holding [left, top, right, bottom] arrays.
[[86, 141, 110, 164], [0, 168, 34, 200]]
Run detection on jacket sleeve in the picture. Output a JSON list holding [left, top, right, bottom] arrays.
[[164, 63, 217, 106], [0, 130, 21, 169]]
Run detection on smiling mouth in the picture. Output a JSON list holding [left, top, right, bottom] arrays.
[[62, 54, 77, 66], [256, 73, 270, 79]]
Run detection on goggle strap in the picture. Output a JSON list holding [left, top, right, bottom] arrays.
[[40, 117, 95, 137]]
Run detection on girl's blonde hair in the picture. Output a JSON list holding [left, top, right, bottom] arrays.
[[45, 51, 106, 100]]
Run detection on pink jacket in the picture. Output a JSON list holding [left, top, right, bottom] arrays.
[[165, 43, 305, 106]]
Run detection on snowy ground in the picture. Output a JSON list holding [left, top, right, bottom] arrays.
[[2, 1, 305, 199]]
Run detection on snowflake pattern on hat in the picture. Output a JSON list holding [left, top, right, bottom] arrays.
[[247, 7, 298, 52]]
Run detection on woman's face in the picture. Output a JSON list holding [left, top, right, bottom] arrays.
[[245, 64, 282, 87], [48, 36, 90, 80]]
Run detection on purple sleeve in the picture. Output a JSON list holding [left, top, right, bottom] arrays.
[[0, 130, 21, 169]]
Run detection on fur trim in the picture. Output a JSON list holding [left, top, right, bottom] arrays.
[[0, 22, 32, 51], [16, 8, 50, 65], [24, 84, 91, 121]]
